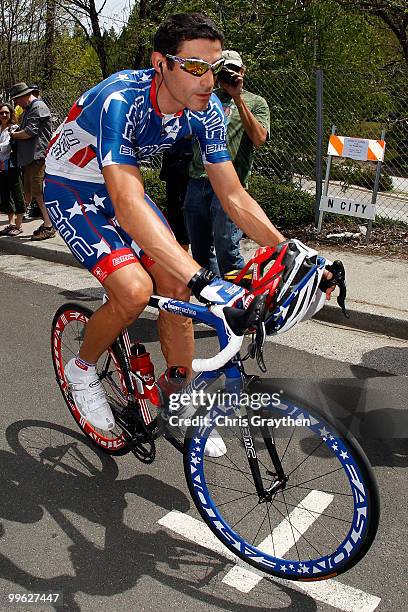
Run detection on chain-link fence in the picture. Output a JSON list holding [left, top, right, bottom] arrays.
[[248, 67, 408, 224], [42, 66, 408, 224]]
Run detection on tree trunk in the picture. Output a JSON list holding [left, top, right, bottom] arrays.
[[88, 0, 108, 78]]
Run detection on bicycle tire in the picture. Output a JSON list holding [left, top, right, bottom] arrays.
[[51, 302, 132, 456], [183, 379, 379, 580]]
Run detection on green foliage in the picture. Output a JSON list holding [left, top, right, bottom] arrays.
[[248, 174, 315, 228], [50, 30, 102, 94], [330, 161, 393, 192], [141, 168, 167, 211], [140, 168, 315, 229]]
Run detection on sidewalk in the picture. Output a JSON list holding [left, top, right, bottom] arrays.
[[1, 215, 407, 340]]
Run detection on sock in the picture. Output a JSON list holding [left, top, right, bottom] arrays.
[[74, 355, 96, 373]]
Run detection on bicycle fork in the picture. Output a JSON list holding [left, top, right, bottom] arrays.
[[240, 411, 288, 503]]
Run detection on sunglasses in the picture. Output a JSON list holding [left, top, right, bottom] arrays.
[[0, 111, 10, 115], [165, 54, 225, 77]]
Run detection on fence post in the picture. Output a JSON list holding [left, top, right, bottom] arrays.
[[366, 127, 386, 242], [315, 67, 324, 227]]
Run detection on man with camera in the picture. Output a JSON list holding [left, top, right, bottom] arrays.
[[184, 49, 270, 277]]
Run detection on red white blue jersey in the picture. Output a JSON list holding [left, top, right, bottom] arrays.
[[46, 68, 230, 183]]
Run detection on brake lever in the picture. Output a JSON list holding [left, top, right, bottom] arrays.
[[245, 295, 267, 373], [320, 260, 350, 319], [255, 320, 267, 372]]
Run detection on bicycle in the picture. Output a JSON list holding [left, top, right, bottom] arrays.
[[51, 250, 379, 582]]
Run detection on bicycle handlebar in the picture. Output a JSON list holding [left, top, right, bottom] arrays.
[[192, 295, 267, 373]]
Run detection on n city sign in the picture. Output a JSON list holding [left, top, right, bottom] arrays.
[[316, 125, 386, 241], [319, 196, 375, 220]]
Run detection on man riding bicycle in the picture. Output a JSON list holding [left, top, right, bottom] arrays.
[[44, 13, 333, 454]]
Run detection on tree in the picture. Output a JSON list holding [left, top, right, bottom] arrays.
[[57, 1, 110, 77], [333, 0, 408, 65], [0, 0, 47, 92]]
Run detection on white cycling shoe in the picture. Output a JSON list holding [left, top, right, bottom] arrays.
[[65, 358, 115, 431], [205, 429, 227, 458]]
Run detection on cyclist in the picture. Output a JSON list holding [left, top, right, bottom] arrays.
[[44, 13, 332, 455]]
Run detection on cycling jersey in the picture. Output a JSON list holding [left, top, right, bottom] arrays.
[[46, 68, 230, 182], [44, 68, 231, 282]]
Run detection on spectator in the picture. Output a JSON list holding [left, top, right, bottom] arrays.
[[184, 50, 270, 277], [25, 83, 42, 219], [29, 84, 40, 99], [9, 82, 55, 240], [0, 102, 25, 235], [159, 137, 193, 251]]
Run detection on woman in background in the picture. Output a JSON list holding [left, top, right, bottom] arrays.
[[0, 101, 25, 236]]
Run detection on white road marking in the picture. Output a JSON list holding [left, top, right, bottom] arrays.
[[158, 509, 381, 611], [222, 489, 333, 592]]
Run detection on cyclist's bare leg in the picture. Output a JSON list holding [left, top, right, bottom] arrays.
[[149, 261, 194, 377], [79, 263, 153, 363]]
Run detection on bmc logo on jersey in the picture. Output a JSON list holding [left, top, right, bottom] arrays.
[[112, 253, 135, 267], [120, 145, 136, 157], [206, 143, 227, 155]]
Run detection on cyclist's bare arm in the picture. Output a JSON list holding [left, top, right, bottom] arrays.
[[103, 164, 200, 284], [206, 162, 334, 296], [205, 161, 285, 247]]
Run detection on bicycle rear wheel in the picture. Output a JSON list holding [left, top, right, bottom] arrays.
[[183, 380, 379, 580], [51, 302, 131, 456]]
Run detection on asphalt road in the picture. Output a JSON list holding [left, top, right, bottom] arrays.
[[0, 258, 407, 612]]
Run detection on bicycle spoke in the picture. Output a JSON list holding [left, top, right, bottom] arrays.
[[285, 483, 353, 497], [271, 494, 352, 526], [231, 499, 264, 530], [250, 503, 270, 546], [285, 466, 346, 490], [282, 490, 351, 545], [205, 481, 255, 496], [215, 492, 256, 508], [266, 500, 276, 558], [286, 438, 326, 478], [280, 490, 302, 561]]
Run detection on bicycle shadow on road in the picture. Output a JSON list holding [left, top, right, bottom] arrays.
[[0, 420, 318, 612]]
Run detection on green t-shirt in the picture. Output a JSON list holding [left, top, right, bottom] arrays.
[[189, 88, 270, 187]]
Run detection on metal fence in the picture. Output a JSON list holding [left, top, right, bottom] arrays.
[[42, 66, 408, 224], [247, 67, 408, 224]]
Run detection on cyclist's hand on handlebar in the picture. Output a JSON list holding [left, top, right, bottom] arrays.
[[321, 269, 335, 300], [320, 260, 349, 318], [188, 268, 247, 307], [188, 268, 257, 372]]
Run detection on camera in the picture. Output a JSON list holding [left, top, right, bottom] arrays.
[[218, 67, 240, 86]]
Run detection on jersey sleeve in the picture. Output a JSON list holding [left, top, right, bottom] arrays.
[[190, 94, 231, 165], [96, 86, 140, 169]]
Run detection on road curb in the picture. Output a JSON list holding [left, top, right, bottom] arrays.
[[0, 235, 82, 269], [2, 234, 407, 341], [314, 305, 408, 341]]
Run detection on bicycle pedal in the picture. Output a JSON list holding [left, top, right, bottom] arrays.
[[146, 418, 161, 440]]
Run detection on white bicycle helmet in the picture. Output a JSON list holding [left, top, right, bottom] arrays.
[[231, 239, 329, 335]]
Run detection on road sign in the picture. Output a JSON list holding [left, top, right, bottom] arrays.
[[328, 135, 385, 162], [319, 196, 376, 219]]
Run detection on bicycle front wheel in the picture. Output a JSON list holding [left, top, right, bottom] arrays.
[[183, 380, 379, 581], [51, 302, 131, 456]]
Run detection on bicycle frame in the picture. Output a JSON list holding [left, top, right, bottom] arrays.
[[112, 294, 285, 501]]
